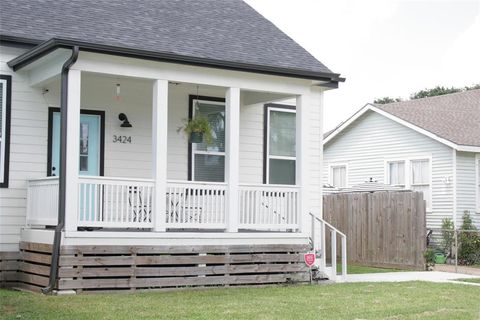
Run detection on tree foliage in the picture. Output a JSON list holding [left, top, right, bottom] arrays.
[[372, 84, 480, 104], [373, 97, 402, 104]]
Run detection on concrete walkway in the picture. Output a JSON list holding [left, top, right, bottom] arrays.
[[345, 271, 480, 286]]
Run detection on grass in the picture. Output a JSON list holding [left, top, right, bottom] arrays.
[[1, 282, 479, 320], [344, 264, 407, 274], [454, 278, 480, 284]]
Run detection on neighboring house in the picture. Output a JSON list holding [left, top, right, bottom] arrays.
[[323, 89, 480, 230], [0, 0, 345, 291]]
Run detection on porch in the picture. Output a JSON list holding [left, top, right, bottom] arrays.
[[22, 51, 312, 234]]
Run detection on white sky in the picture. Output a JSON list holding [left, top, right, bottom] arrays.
[[245, 0, 480, 131]]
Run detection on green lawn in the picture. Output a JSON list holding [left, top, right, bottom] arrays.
[[343, 264, 407, 274], [2, 282, 479, 320], [454, 278, 480, 284]]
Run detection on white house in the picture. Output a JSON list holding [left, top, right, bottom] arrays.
[[323, 90, 480, 230], [0, 0, 346, 292]]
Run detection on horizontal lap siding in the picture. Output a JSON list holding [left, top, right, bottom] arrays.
[[456, 152, 480, 227], [1, 46, 49, 252], [323, 111, 454, 229]]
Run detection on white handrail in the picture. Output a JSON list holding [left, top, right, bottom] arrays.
[[309, 212, 347, 282]]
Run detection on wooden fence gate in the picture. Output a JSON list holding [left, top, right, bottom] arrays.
[[323, 191, 426, 270]]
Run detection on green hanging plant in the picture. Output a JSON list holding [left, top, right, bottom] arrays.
[[178, 115, 214, 145]]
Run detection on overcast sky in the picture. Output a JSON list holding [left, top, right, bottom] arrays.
[[245, 0, 480, 131]]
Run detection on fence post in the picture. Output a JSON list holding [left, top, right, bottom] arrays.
[[454, 229, 458, 273]]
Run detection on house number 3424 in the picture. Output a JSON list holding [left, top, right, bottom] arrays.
[[113, 135, 132, 143]]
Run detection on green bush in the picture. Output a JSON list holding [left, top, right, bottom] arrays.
[[458, 212, 480, 265], [441, 218, 454, 257], [423, 248, 435, 270]]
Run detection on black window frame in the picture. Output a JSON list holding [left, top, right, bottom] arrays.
[[187, 95, 226, 182], [0, 74, 12, 188]]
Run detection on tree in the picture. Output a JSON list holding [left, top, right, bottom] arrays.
[[410, 84, 480, 100], [373, 97, 402, 104]]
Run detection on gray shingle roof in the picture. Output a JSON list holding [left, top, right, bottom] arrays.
[[375, 89, 480, 147], [0, 0, 337, 78]]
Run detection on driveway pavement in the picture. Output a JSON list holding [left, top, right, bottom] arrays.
[[345, 271, 480, 286]]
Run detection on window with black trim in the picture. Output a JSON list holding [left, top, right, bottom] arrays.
[[189, 96, 226, 182], [264, 104, 296, 185], [0, 75, 11, 188]]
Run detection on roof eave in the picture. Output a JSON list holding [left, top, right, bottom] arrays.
[[324, 103, 480, 152], [4, 36, 345, 84]]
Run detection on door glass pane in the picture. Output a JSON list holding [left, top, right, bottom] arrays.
[[269, 110, 295, 157], [194, 154, 225, 182], [269, 159, 295, 185], [79, 123, 89, 171], [194, 102, 225, 152]]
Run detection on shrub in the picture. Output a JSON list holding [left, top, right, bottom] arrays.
[[441, 218, 454, 257], [423, 248, 435, 270], [458, 211, 480, 265]]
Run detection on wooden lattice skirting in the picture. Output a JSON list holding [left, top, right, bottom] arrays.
[[3, 242, 311, 293]]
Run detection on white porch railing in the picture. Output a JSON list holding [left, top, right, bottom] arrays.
[[26, 177, 302, 232], [77, 176, 155, 228], [309, 212, 347, 282], [239, 184, 300, 231], [165, 180, 227, 229], [26, 177, 59, 226]]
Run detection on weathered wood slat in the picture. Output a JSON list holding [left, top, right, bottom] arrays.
[[20, 242, 53, 254], [0, 271, 18, 281], [59, 253, 303, 267], [18, 273, 49, 287], [59, 263, 309, 278], [58, 273, 308, 290], [21, 251, 52, 265], [19, 262, 51, 276], [0, 261, 19, 271], [61, 244, 310, 255], [0, 252, 21, 260]]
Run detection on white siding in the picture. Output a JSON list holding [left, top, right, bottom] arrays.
[[1, 46, 52, 251], [323, 110, 454, 230], [456, 151, 480, 227]]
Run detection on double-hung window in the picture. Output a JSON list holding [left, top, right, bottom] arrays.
[[386, 158, 431, 211], [190, 97, 226, 182], [330, 165, 347, 188], [0, 75, 11, 188], [265, 105, 296, 185], [410, 159, 431, 211], [387, 161, 405, 186]]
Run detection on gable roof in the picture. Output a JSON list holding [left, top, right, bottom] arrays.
[[324, 89, 480, 152], [0, 0, 342, 83]]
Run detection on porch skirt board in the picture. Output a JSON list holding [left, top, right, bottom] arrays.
[[8, 242, 312, 293]]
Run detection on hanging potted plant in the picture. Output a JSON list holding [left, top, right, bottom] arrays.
[[178, 115, 213, 144]]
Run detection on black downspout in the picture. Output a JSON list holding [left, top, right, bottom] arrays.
[[42, 46, 79, 294]]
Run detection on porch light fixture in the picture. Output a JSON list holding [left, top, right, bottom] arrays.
[[115, 83, 121, 101], [118, 113, 132, 128]]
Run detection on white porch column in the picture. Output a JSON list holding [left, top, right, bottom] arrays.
[[296, 94, 309, 234], [152, 79, 169, 232], [225, 87, 240, 232], [64, 69, 81, 232]]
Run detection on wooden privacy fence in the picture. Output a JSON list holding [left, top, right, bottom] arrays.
[[323, 191, 426, 270]]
